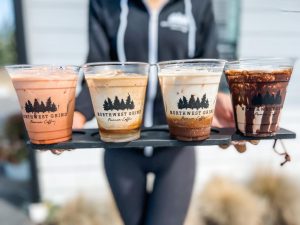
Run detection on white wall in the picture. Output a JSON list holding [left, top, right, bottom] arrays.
[[21, 0, 300, 204], [23, 0, 89, 65], [238, 0, 300, 58]]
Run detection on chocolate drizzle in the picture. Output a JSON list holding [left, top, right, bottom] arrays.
[[226, 68, 292, 136], [260, 108, 273, 133], [245, 107, 255, 134], [270, 108, 280, 131]]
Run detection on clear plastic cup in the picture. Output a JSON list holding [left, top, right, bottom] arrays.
[[224, 58, 294, 137], [83, 62, 149, 142], [158, 59, 226, 141], [6, 65, 79, 144]]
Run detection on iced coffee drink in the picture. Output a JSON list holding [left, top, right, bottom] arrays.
[[84, 63, 148, 142], [158, 59, 225, 141], [6, 65, 79, 144], [225, 58, 294, 137]]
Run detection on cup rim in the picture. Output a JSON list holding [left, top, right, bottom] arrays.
[[83, 61, 150, 68], [225, 57, 295, 67], [157, 58, 227, 66], [5, 64, 80, 71]]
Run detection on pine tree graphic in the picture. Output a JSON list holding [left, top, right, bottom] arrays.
[[51, 103, 57, 112], [25, 100, 34, 113], [120, 99, 126, 110], [252, 91, 282, 106], [113, 96, 121, 110], [275, 90, 282, 104], [182, 96, 188, 109], [265, 91, 271, 104], [25, 102, 29, 112], [103, 94, 135, 111], [46, 97, 52, 111], [28, 100, 33, 112], [195, 97, 201, 109], [33, 99, 40, 113], [177, 94, 209, 109], [126, 94, 131, 107], [40, 101, 46, 113], [107, 98, 113, 110], [25, 97, 58, 113], [103, 99, 109, 110], [188, 95, 196, 109], [129, 100, 135, 109], [178, 98, 184, 109], [201, 94, 209, 108]]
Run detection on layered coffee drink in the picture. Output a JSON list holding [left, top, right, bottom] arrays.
[[6, 65, 79, 144], [158, 60, 225, 141], [225, 58, 294, 137], [84, 63, 148, 142]]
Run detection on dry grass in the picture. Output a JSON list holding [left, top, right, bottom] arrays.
[[249, 171, 300, 225], [192, 177, 267, 225], [42, 172, 300, 225], [54, 195, 122, 225]]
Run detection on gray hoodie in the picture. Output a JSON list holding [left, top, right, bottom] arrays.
[[76, 0, 218, 125]]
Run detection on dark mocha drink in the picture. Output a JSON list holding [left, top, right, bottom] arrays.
[[225, 58, 293, 137]]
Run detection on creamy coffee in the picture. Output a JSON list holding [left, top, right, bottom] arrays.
[[85, 70, 148, 142], [7, 66, 78, 144], [159, 68, 222, 141]]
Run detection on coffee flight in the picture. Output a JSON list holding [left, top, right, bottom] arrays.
[[6, 58, 294, 144]]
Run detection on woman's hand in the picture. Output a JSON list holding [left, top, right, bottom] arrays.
[[212, 92, 235, 128], [72, 111, 87, 129], [212, 93, 258, 153], [213, 93, 259, 153], [50, 111, 87, 155]]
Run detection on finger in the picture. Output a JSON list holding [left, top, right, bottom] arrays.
[[72, 122, 84, 129], [72, 112, 86, 129], [218, 118, 235, 128], [219, 144, 230, 149], [234, 144, 247, 153], [51, 149, 64, 155], [212, 117, 222, 128], [232, 141, 247, 153], [249, 140, 260, 145], [215, 117, 235, 128]]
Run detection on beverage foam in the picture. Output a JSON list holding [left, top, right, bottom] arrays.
[[159, 68, 222, 77], [85, 72, 148, 87]]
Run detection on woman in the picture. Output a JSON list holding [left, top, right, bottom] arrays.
[[73, 0, 234, 225]]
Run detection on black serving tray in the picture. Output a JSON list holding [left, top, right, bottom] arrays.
[[27, 125, 296, 150], [231, 128, 296, 141]]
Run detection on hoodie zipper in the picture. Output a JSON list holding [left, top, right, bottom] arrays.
[[143, 0, 169, 156]]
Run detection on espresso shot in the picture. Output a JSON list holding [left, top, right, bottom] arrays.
[[225, 58, 294, 137]]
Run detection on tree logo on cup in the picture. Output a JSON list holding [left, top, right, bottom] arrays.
[[103, 94, 135, 111], [25, 97, 58, 113], [252, 91, 282, 106], [177, 94, 209, 109]]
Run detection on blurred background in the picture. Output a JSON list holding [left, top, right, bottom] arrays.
[[0, 0, 300, 224]]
